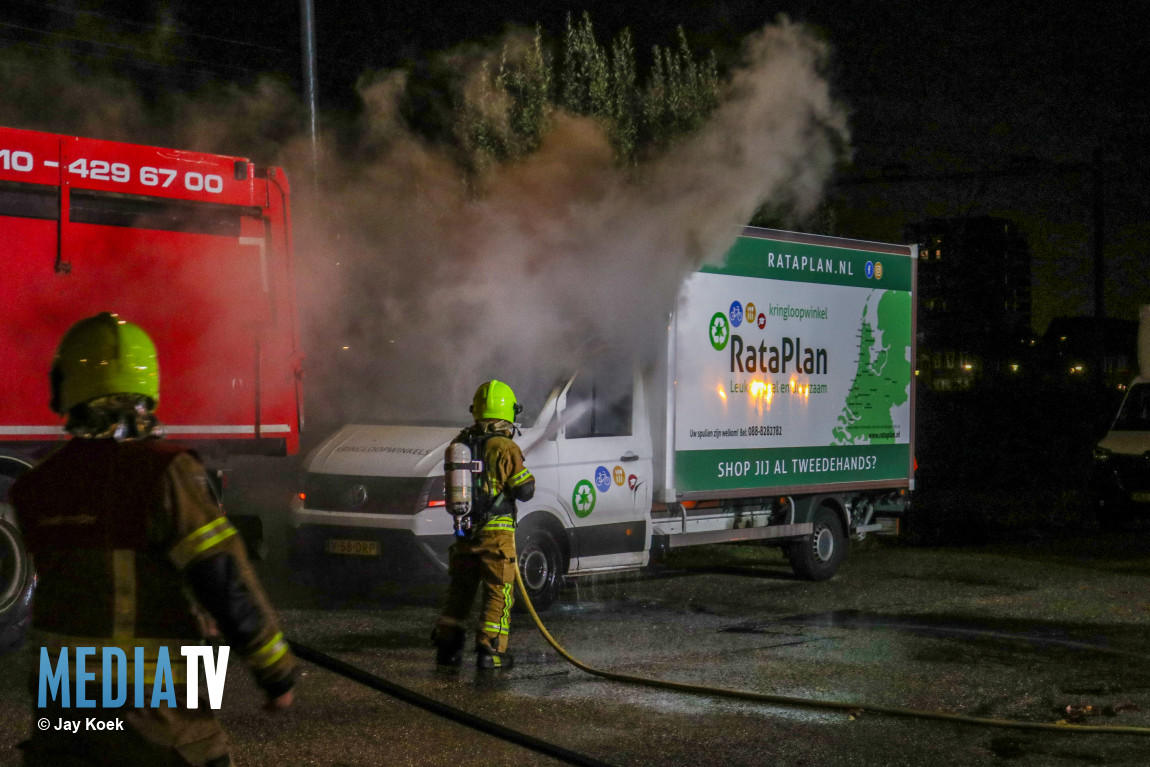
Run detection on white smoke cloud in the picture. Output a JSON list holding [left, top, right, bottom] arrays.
[[300, 20, 848, 425], [0, 19, 848, 429]]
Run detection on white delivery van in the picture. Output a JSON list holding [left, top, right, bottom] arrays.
[[289, 227, 917, 608]]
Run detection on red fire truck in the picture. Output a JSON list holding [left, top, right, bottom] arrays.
[[0, 125, 303, 647]]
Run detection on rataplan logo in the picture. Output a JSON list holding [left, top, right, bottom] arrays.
[[38, 646, 230, 710], [729, 335, 828, 375]]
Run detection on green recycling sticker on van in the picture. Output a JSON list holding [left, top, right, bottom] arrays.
[[709, 312, 729, 351], [572, 479, 596, 517]]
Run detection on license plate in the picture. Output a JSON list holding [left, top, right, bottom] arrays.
[[1132, 493, 1150, 503], [325, 539, 380, 557]]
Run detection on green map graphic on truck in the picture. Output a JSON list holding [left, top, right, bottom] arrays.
[[832, 290, 912, 445]]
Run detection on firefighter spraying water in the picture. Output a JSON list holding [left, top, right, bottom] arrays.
[[431, 381, 535, 670]]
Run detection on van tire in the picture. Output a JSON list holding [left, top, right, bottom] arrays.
[[787, 506, 846, 581], [515, 525, 564, 613]]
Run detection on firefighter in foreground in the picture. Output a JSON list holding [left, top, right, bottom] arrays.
[[432, 380, 535, 670], [10, 313, 296, 766]]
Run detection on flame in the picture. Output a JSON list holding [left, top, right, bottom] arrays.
[[748, 379, 768, 416], [743, 379, 773, 416]]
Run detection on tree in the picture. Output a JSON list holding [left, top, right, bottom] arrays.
[[453, 27, 552, 172], [639, 29, 719, 154], [415, 12, 722, 172], [560, 12, 610, 120], [608, 29, 638, 161]]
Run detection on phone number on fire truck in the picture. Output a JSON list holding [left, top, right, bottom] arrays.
[[0, 149, 226, 194]]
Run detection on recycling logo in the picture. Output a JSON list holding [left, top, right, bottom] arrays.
[[572, 479, 596, 518], [709, 312, 729, 351]]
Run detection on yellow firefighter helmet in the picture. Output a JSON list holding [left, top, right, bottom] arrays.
[[50, 312, 159, 413], [470, 380, 520, 422]]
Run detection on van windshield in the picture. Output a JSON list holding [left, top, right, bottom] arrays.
[[1113, 383, 1150, 431]]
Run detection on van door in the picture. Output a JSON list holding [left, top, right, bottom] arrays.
[[556, 362, 652, 571]]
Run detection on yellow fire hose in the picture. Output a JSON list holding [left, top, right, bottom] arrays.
[[514, 564, 1150, 737]]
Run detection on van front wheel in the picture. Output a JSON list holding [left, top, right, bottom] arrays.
[[515, 527, 564, 613], [787, 506, 846, 581]]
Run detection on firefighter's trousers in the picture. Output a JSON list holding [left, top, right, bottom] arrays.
[[436, 527, 516, 653]]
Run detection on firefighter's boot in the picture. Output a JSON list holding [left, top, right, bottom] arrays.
[[476, 647, 514, 670], [432, 625, 465, 667]]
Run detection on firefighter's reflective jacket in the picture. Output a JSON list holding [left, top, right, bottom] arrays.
[[452, 421, 535, 532], [10, 438, 296, 699]]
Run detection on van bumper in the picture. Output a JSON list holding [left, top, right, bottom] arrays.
[[288, 521, 454, 579]]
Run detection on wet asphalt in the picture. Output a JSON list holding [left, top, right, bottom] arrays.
[[3, 508, 1150, 766]]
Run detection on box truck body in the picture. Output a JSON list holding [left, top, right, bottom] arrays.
[[290, 227, 917, 606]]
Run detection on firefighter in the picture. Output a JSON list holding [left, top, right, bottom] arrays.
[[432, 380, 535, 670], [9, 313, 296, 766]]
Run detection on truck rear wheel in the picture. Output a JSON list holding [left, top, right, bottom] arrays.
[[516, 526, 564, 613], [0, 520, 30, 617], [788, 506, 846, 581], [0, 457, 35, 654]]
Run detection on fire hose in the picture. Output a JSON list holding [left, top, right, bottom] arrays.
[[512, 562, 1150, 737], [289, 640, 612, 767]]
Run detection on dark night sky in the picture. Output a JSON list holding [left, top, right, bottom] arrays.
[[3, 0, 1150, 332]]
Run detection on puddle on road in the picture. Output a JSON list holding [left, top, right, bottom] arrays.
[[555, 599, 664, 615], [764, 610, 1150, 659]]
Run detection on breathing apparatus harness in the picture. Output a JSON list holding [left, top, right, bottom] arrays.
[[444, 423, 519, 537]]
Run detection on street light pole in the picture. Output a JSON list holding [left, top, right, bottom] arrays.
[[300, 0, 319, 195], [1092, 147, 1106, 320]]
